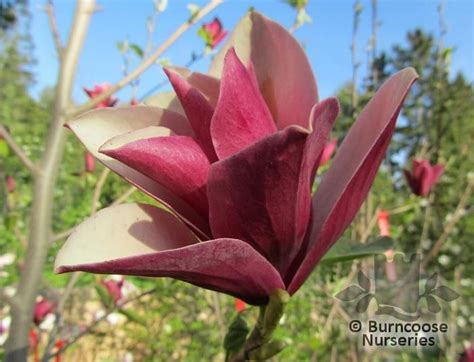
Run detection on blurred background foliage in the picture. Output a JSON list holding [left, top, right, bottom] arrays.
[[0, 0, 472, 361]]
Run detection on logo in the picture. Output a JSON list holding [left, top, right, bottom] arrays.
[[335, 254, 459, 321]]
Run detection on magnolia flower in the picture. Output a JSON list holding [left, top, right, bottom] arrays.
[[85, 152, 96, 173], [5, 175, 16, 193], [198, 18, 228, 49], [101, 277, 124, 304], [33, 298, 54, 326], [404, 159, 444, 197], [55, 12, 417, 305], [83, 83, 118, 109], [319, 138, 337, 166]]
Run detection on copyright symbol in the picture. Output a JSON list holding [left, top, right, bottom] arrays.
[[349, 320, 362, 332]]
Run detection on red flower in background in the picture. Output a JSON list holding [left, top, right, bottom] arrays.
[[459, 345, 474, 362], [404, 159, 444, 197], [130, 99, 139, 106], [235, 298, 246, 312], [199, 18, 228, 49], [56, 12, 417, 305], [319, 138, 337, 166], [5, 175, 16, 193], [84, 152, 95, 173], [102, 278, 124, 304], [83, 83, 118, 109], [377, 210, 396, 282], [377, 210, 390, 237], [33, 298, 54, 326]]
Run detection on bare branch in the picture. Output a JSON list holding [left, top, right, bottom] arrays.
[[46, 287, 158, 360], [45, 0, 63, 57], [91, 168, 111, 214], [0, 125, 38, 174], [69, 0, 223, 117]]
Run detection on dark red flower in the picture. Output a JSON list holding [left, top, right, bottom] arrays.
[[404, 159, 444, 197], [83, 83, 118, 109], [5, 175, 16, 193], [101, 278, 124, 304], [199, 18, 228, 49], [84, 152, 95, 173], [33, 298, 54, 326], [459, 345, 474, 362], [56, 12, 417, 305]]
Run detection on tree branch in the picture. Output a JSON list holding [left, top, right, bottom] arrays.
[[0, 125, 38, 174], [69, 0, 223, 117], [45, 0, 63, 57], [45, 287, 158, 360], [4, 1, 96, 360]]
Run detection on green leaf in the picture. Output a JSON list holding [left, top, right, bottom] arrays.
[[118, 308, 146, 326], [0, 139, 9, 157], [224, 314, 249, 357], [116, 41, 128, 53], [95, 285, 113, 309], [129, 43, 144, 58], [321, 237, 394, 264], [187, 3, 200, 22]]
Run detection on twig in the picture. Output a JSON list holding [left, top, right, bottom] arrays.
[[69, 0, 223, 117], [46, 287, 158, 359], [90, 168, 110, 214], [422, 177, 473, 268], [110, 186, 136, 206], [351, 1, 362, 118], [41, 272, 82, 361], [45, 0, 63, 57], [0, 125, 38, 174]]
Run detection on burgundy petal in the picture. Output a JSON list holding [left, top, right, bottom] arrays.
[[101, 135, 210, 217], [209, 12, 318, 129], [164, 68, 218, 161], [56, 203, 284, 305], [288, 68, 418, 294], [208, 98, 338, 279], [211, 48, 276, 159]]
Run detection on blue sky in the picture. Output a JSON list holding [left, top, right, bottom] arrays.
[[29, 0, 473, 103]]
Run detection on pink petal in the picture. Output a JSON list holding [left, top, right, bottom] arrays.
[[210, 48, 276, 159], [55, 203, 284, 305], [164, 68, 218, 161], [209, 12, 318, 129], [208, 98, 338, 279], [67, 107, 210, 237], [101, 135, 210, 216], [288, 68, 418, 294], [319, 139, 337, 166]]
